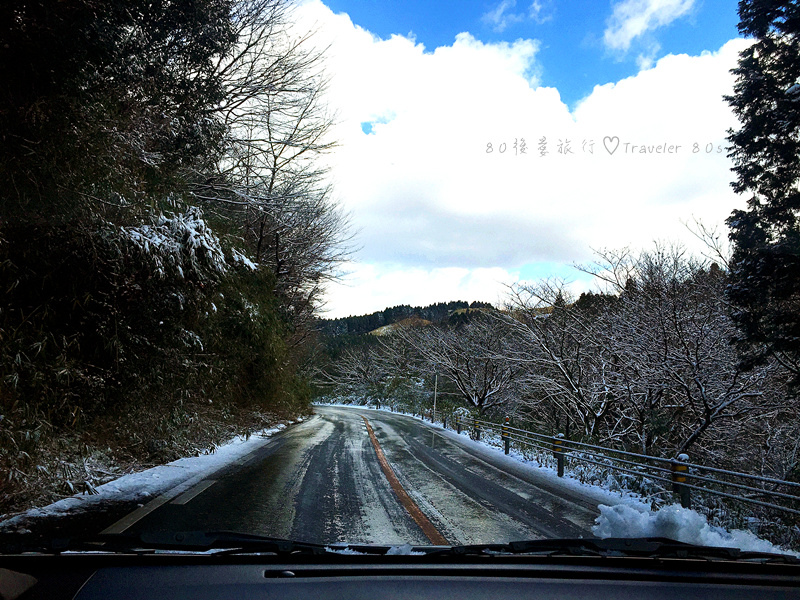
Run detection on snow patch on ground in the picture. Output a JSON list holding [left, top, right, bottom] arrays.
[[0, 419, 303, 534], [593, 503, 796, 555]]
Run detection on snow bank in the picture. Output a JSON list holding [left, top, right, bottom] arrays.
[[593, 503, 795, 555]]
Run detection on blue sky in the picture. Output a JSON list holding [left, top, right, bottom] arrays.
[[323, 0, 741, 107], [293, 1, 748, 317]]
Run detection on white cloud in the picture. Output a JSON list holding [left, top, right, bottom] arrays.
[[482, 0, 554, 32], [322, 264, 518, 318], [292, 1, 748, 318], [635, 45, 660, 70], [529, 1, 555, 24], [483, 0, 525, 33], [604, 0, 696, 53]]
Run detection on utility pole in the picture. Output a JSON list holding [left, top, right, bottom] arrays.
[[433, 370, 438, 423]]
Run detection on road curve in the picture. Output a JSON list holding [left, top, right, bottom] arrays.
[[121, 405, 601, 545]]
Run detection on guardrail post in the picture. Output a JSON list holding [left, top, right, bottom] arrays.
[[671, 453, 691, 508], [502, 416, 510, 455], [457, 417, 461, 434], [553, 433, 565, 477], [443, 415, 447, 429], [474, 419, 481, 441]]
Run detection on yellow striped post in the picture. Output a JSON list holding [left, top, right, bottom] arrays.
[[671, 454, 691, 508]]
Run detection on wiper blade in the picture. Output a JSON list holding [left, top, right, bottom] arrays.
[[18, 531, 418, 556], [423, 539, 602, 557], [584, 537, 800, 563], [116, 532, 429, 556], [426, 537, 800, 563], [8, 531, 333, 555], [134, 530, 332, 554], [6, 534, 797, 564]]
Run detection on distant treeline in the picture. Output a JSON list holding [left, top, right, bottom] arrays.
[[317, 300, 495, 337]]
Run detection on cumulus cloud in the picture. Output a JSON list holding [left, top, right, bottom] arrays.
[[604, 0, 696, 53], [291, 1, 746, 317]]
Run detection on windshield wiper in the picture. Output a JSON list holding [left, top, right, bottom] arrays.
[[0, 531, 330, 555], [6, 534, 797, 564], [6, 531, 416, 556], [130, 530, 334, 555], [424, 537, 800, 563]]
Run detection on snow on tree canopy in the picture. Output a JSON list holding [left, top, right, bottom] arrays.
[[121, 207, 255, 278], [231, 247, 258, 271]]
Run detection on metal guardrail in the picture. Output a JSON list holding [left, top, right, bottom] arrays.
[[432, 412, 800, 518]]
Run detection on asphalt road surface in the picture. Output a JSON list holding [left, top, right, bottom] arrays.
[[117, 406, 602, 545]]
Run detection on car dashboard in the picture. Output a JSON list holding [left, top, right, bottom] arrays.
[[3, 553, 800, 600]]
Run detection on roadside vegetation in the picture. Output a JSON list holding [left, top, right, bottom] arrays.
[[318, 245, 800, 478], [0, 0, 349, 516]]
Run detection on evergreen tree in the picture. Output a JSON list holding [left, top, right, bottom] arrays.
[[726, 0, 800, 381], [0, 0, 235, 218]]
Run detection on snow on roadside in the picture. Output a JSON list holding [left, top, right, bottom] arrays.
[[593, 503, 797, 555], [0, 420, 302, 534], [321, 402, 797, 555]]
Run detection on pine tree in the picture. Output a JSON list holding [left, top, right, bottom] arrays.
[[726, 0, 800, 382]]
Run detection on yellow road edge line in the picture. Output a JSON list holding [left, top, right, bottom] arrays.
[[360, 415, 449, 546]]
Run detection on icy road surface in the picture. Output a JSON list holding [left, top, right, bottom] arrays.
[[117, 406, 601, 545]]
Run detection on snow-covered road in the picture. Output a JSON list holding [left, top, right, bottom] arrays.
[[113, 405, 600, 545]]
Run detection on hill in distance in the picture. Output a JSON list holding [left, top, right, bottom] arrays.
[[318, 300, 494, 337]]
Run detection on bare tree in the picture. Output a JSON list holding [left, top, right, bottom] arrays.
[[586, 246, 771, 456], [190, 0, 354, 333], [502, 279, 621, 439], [319, 333, 427, 410], [501, 245, 783, 460], [320, 343, 390, 406], [395, 312, 519, 415]]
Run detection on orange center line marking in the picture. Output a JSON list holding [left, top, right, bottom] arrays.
[[361, 415, 449, 546]]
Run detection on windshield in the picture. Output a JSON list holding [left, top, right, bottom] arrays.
[[1, 0, 799, 559]]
